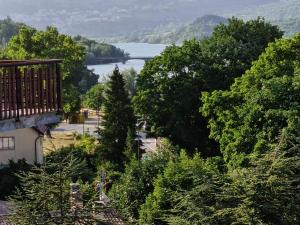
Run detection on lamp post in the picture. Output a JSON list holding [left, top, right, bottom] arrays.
[[81, 95, 85, 135]]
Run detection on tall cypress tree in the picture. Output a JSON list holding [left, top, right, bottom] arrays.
[[98, 66, 136, 169]]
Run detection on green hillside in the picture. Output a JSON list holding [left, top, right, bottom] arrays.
[[116, 15, 228, 44], [172, 15, 228, 43]]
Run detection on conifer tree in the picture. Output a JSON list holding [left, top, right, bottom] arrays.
[[98, 66, 136, 169]]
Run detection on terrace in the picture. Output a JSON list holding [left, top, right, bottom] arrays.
[[0, 60, 62, 132]]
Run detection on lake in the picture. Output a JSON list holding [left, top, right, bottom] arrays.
[[88, 43, 167, 81]]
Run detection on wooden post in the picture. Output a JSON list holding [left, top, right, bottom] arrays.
[[56, 63, 62, 114]]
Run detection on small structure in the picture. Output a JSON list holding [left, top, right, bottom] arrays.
[[0, 60, 62, 165]]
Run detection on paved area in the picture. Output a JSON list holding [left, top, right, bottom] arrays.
[[53, 116, 100, 137]]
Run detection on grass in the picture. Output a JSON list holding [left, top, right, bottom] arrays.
[[43, 132, 77, 154]]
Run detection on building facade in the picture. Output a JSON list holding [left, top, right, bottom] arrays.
[[0, 128, 44, 165], [0, 60, 62, 165]]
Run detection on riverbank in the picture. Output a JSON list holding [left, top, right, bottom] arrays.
[[87, 42, 167, 81]]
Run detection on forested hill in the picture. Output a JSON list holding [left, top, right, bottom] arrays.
[[109, 1, 299, 44], [73, 36, 128, 65], [115, 15, 228, 44]]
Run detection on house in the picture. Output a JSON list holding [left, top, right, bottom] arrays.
[[0, 60, 62, 165]]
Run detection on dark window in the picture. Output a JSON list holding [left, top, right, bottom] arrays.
[[0, 137, 15, 150]]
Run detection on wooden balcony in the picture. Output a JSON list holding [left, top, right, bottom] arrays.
[[0, 60, 62, 131]]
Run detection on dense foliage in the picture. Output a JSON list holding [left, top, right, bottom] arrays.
[[98, 67, 136, 170], [139, 131, 300, 224], [83, 84, 105, 110], [133, 18, 283, 155], [0, 160, 31, 200], [109, 139, 177, 223], [202, 33, 300, 168]]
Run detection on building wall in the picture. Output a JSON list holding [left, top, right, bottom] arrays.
[[0, 128, 43, 165]]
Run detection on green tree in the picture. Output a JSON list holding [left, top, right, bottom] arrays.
[[216, 130, 300, 225], [109, 139, 177, 224], [98, 66, 136, 169], [83, 83, 105, 110], [134, 18, 282, 155], [139, 151, 223, 225], [201, 33, 300, 168], [63, 85, 81, 118], [139, 131, 300, 225], [123, 68, 138, 98], [8, 155, 97, 225]]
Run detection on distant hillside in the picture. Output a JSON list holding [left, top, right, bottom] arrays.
[[172, 15, 228, 43], [73, 35, 128, 65], [228, 0, 300, 36], [0, 0, 278, 38], [116, 0, 300, 44], [111, 15, 228, 44]]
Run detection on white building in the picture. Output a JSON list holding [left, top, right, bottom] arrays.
[[0, 127, 44, 165]]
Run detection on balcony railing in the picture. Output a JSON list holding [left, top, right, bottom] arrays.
[[0, 60, 62, 121]]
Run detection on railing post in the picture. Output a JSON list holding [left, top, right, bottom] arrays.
[[55, 63, 62, 114], [15, 66, 21, 121]]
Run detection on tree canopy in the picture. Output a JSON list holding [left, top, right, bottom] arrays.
[[139, 131, 300, 225], [83, 83, 105, 110], [201, 33, 300, 168], [133, 18, 283, 155]]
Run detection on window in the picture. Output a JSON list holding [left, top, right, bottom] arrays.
[[0, 137, 15, 150]]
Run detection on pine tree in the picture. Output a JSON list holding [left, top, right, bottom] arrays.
[[98, 66, 136, 169]]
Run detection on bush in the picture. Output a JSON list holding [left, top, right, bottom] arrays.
[[0, 159, 31, 200], [109, 139, 177, 224]]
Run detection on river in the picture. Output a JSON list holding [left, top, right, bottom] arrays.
[[87, 43, 167, 81]]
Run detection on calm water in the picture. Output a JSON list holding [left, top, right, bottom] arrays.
[[88, 43, 167, 81]]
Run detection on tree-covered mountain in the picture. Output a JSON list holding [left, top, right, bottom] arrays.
[[117, 0, 299, 44], [114, 15, 228, 44], [0, 0, 279, 38]]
